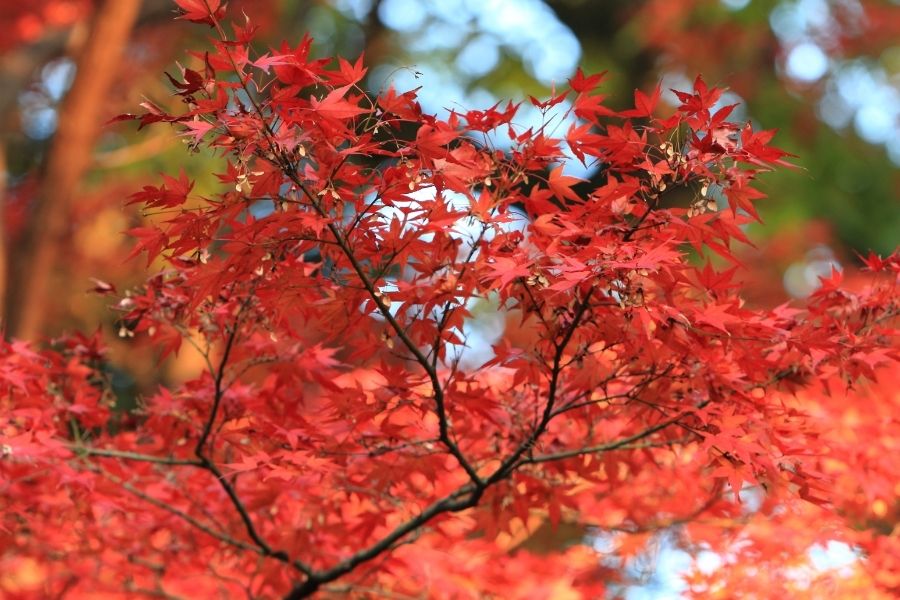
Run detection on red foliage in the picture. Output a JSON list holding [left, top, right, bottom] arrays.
[[0, 0, 91, 52], [1, 3, 898, 598]]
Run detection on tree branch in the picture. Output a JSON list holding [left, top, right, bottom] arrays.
[[284, 486, 477, 599], [98, 468, 267, 558], [70, 445, 202, 466], [281, 391, 703, 599], [194, 304, 242, 457], [283, 288, 599, 598], [485, 287, 595, 485], [201, 1, 484, 489], [186, 281, 313, 576], [523, 428, 696, 465]]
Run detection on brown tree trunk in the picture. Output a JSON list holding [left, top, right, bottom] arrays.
[[0, 144, 7, 324], [4, 0, 141, 340]]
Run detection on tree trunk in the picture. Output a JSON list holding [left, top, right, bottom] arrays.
[[0, 145, 7, 323], [4, 0, 141, 340]]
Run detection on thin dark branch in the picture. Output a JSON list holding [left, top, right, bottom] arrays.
[[273, 129, 484, 490], [622, 190, 659, 242], [194, 302, 242, 457], [209, 4, 483, 487], [485, 287, 595, 486], [199, 458, 311, 575], [99, 469, 265, 557], [551, 365, 675, 417], [282, 396, 702, 599], [518, 278, 554, 332], [174, 242, 312, 574], [524, 428, 697, 465], [70, 445, 202, 466], [549, 391, 633, 417], [284, 486, 476, 599], [430, 220, 490, 368], [290, 288, 600, 600], [320, 214, 484, 487]]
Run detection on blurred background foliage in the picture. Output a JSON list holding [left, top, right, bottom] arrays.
[[0, 1, 897, 594], [1, 0, 898, 367]]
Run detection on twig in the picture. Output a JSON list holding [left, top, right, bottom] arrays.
[[485, 287, 595, 486], [524, 434, 695, 465], [99, 468, 265, 557], [70, 445, 202, 466]]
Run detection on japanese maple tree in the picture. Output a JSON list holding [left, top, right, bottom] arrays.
[[2, 1, 899, 598]]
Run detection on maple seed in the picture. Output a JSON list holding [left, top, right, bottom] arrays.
[[374, 290, 392, 309], [659, 141, 676, 159], [381, 331, 395, 349], [526, 274, 549, 288]]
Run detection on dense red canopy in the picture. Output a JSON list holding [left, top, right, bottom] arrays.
[[1, 2, 898, 598]]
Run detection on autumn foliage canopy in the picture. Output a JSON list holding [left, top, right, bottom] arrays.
[[2, 1, 899, 598]]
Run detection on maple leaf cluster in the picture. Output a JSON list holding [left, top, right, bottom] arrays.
[[2, 2, 899, 598]]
